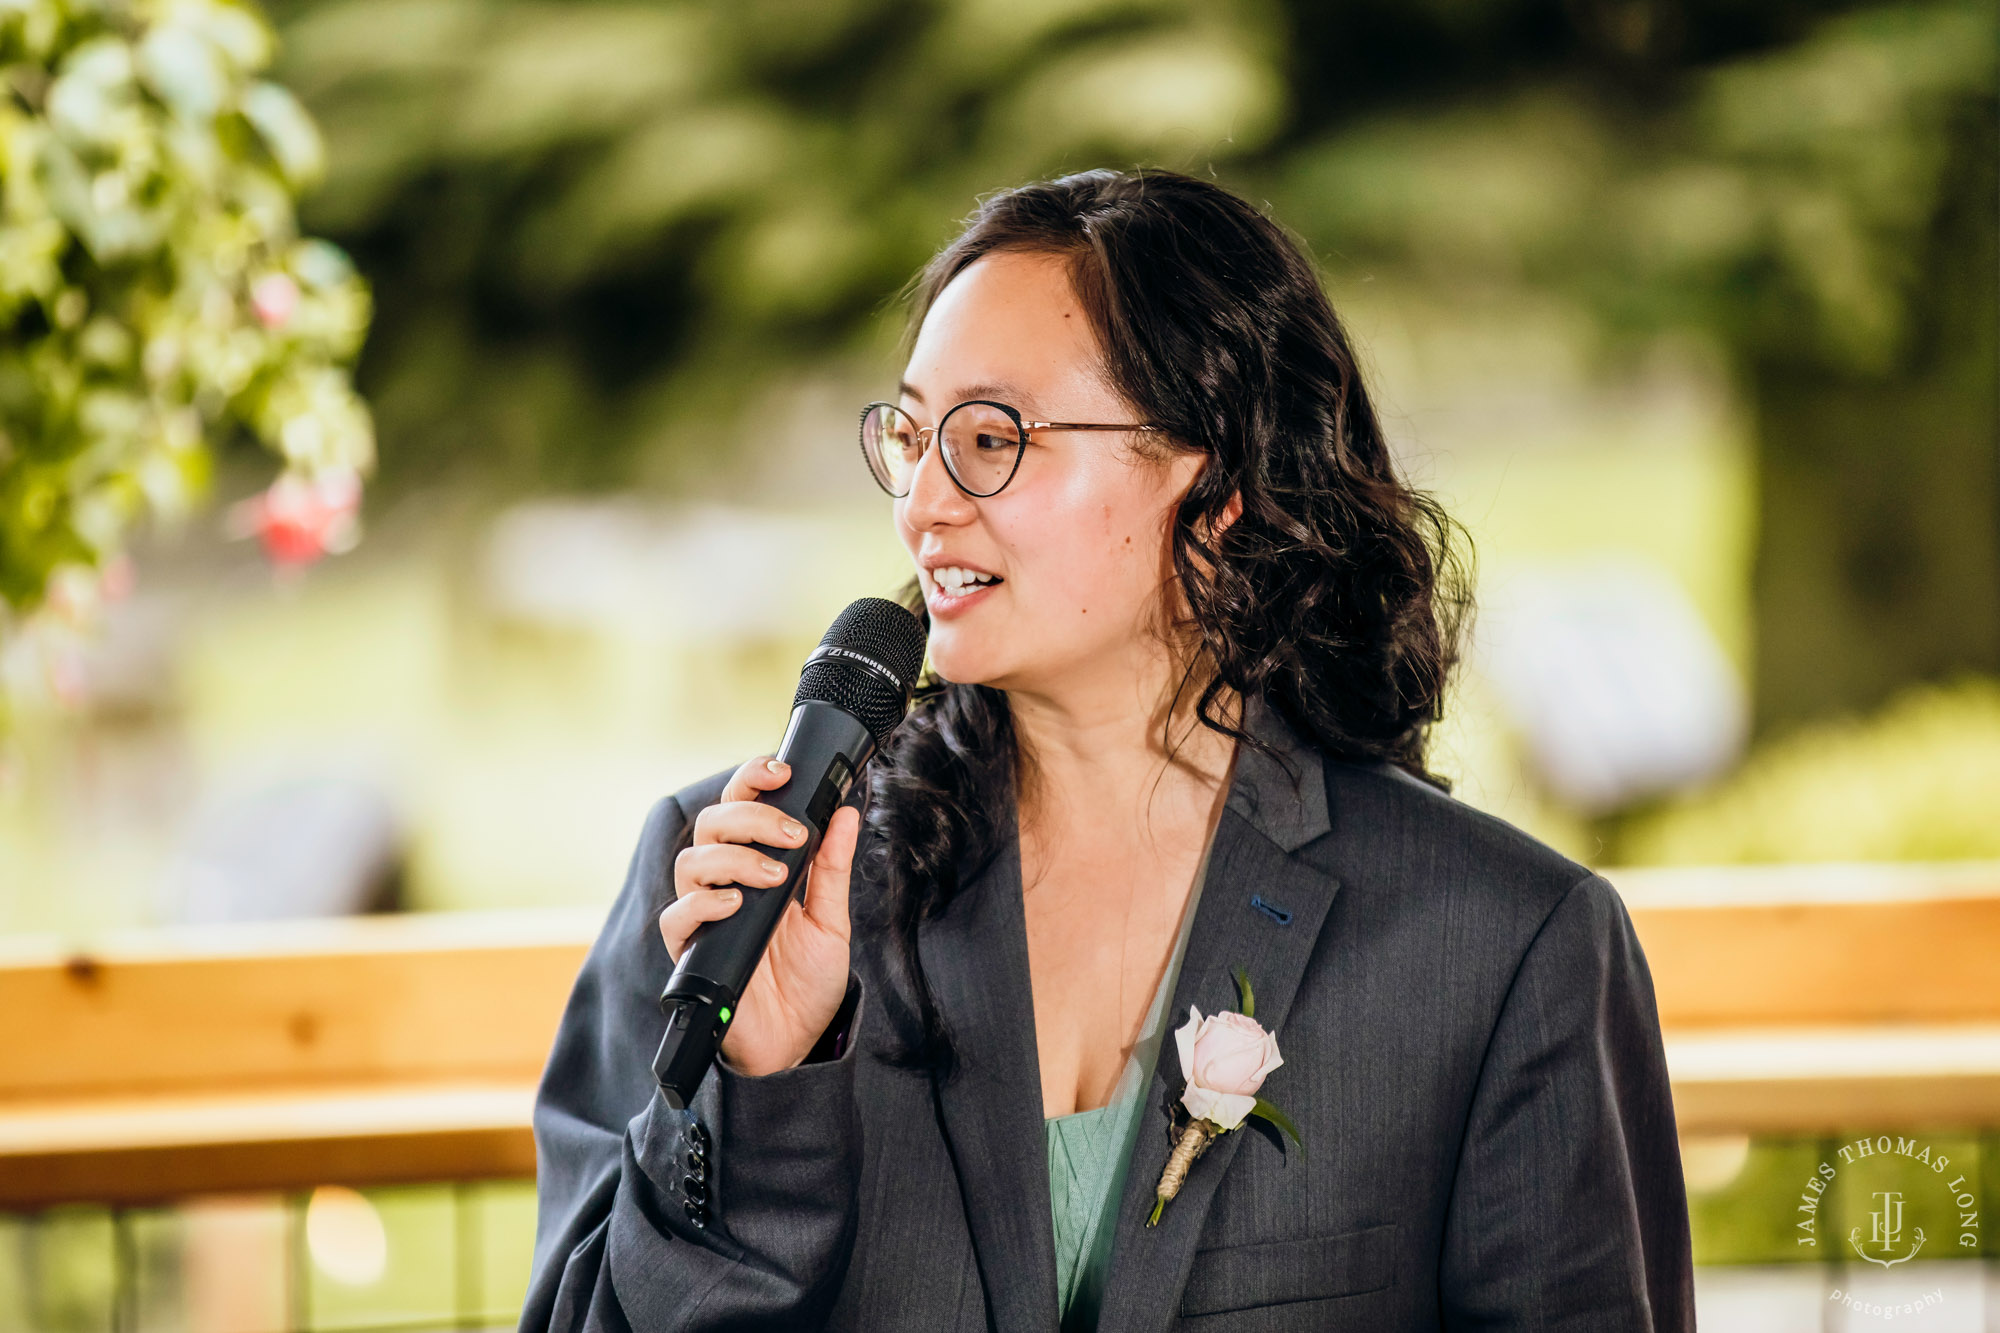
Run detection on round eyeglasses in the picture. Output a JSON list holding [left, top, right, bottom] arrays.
[[859, 399, 1164, 498]]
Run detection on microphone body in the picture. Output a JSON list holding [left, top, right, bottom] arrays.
[[652, 701, 874, 1108], [652, 598, 926, 1110]]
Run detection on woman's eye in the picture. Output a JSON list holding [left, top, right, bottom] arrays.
[[973, 432, 1012, 452]]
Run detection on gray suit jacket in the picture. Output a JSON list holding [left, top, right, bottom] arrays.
[[521, 697, 1695, 1331]]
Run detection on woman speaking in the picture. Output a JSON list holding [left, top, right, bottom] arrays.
[[520, 169, 1694, 1331]]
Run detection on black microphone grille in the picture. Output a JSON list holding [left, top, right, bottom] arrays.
[[793, 597, 928, 744]]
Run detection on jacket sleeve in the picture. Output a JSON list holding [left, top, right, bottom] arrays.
[[517, 791, 868, 1333], [1439, 872, 1696, 1330]]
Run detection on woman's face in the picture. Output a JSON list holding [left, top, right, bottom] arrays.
[[894, 249, 1206, 697]]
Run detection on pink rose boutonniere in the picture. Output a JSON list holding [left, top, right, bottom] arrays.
[[1148, 965, 1306, 1226]]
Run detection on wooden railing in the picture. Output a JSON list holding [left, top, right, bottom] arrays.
[[1619, 861, 2000, 1131], [3, 863, 1998, 1209], [0, 909, 595, 1208]]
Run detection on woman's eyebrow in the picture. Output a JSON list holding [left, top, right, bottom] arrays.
[[898, 379, 1041, 411]]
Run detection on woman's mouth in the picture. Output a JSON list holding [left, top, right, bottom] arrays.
[[927, 565, 1003, 615]]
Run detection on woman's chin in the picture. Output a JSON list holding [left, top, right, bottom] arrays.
[[924, 638, 1007, 690]]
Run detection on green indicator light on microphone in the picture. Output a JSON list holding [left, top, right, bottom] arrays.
[[719, 1007, 732, 1022]]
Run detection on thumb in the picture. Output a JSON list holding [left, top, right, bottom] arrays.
[[802, 804, 858, 939]]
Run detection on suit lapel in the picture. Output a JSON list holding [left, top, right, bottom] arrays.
[[921, 697, 1338, 1333], [922, 799, 1062, 1332], [1095, 699, 1342, 1333]]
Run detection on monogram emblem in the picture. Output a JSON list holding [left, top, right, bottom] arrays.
[[1848, 1190, 1926, 1268]]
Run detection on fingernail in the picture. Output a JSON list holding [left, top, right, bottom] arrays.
[[765, 861, 786, 880], [722, 889, 740, 902], [766, 759, 786, 773], [782, 820, 806, 840]]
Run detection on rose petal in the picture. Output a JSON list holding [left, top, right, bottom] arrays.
[[1254, 1033, 1284, 1081], [1176, 1080, 1224, 1120], [1174, 1005, 1202, 1081], [1209, 1011, 1265, 1038], [1197, 1034, 1270, 1094], [1192, 1011, 1279, 1096], [1181, 1086, 1259, 1132]]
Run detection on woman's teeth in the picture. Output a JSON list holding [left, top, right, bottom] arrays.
[[934, 566, 1000, 596]]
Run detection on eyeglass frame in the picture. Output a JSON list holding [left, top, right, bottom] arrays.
[[859, 398, 1165, 498]]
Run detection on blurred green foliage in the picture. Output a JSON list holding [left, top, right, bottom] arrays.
[[7, 0, 1991, 705], [1263, 0, 1996, 375], [1262, 1, 1998, 737], [1686, 1136, 1831, 1265], [0, 0, 372, 626], [3, 0, 1992, 758], [1619, 674, 2000, 862], [266, 0, 1295, 489], [259, 0, 1994, 494], [260, 0, 1995, 740]]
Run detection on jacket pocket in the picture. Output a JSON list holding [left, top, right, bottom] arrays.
[[1179, 1222, 1397, 1317]]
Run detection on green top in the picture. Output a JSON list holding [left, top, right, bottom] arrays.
[[1043, 831, 1217, 1331]]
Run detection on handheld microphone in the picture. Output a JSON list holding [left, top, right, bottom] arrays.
[[652, 596, 927, 1109]]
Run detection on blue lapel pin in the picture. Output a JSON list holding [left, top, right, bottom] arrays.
[[1250, 894, 1292, 926]]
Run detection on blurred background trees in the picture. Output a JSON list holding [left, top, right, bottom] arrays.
[[267, 0, 1996, 722], [1, 0, 1995, 929]]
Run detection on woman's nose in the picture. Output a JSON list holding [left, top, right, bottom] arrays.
[[900, 431, 976, 529]]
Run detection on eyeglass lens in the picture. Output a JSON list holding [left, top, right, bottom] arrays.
[[862, 402, 1023, 497]]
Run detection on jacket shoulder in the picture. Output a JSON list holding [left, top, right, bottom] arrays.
[[613, 765, 741, 909], [663, 764, 738, 827], [1320, 756, 1596, 923]]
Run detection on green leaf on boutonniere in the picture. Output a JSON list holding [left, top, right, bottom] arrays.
[[1247, 1097, 1305, 1162], [1231, 964, 1254, 1019]]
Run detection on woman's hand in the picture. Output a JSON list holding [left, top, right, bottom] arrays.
[[659, 755, 860, 1077]]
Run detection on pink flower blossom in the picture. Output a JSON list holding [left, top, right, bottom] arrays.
[[1174, 1004, 1283, 1130], [227, 471, 360, 567], [250, 273, 301, 330]]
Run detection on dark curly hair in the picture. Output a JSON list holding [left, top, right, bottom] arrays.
[[854, 167, 1473, 1083]]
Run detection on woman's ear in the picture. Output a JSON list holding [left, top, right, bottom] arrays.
[[1204, 490, 1244, 543]]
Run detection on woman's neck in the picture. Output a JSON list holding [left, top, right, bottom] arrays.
[[1007, 658, 1241, 859]]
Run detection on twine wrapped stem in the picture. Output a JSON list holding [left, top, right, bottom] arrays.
[[1147, 1120, 1218, 1226]]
